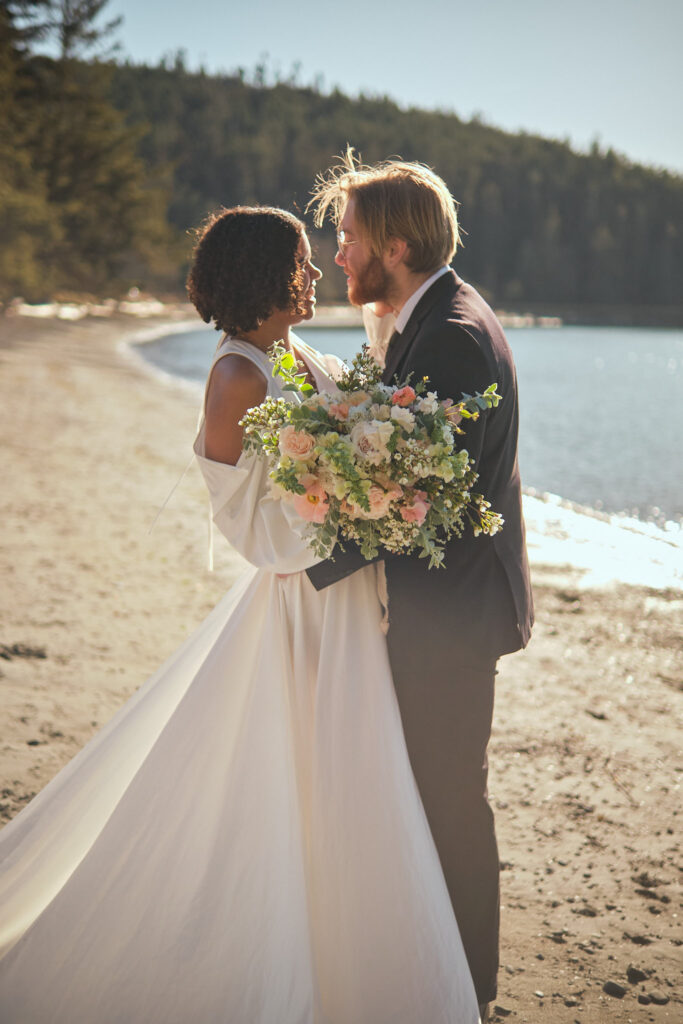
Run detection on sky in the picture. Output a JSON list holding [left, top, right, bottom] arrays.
[[97, 0, 683, 173]]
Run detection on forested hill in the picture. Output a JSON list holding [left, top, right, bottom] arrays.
[[2, 0, 681, 321], [108, 61, 683, 319]]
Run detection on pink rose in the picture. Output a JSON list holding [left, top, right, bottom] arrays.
[[399, 489, 431, 526], [291, 474, 329, 523], [369, 483, 403, 518], [278, 425, 316, 461], [365, 484, 402, 519], [391, 385, 417, 407], [345, 482, 403, 520], [329, 402, 350, 420]]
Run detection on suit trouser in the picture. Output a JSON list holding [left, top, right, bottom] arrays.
[[385, 590, 501, 1005]]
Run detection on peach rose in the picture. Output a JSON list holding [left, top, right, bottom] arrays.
[[348, 482, 403, 520], [278, 425, 316, 461], [391, 385, 417, 407], [329, 402, 350, 420], [399, 489, 431, 526], [291, 474, 329, 523]]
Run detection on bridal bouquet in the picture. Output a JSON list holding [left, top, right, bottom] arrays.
[[240, 345, 503, 567]]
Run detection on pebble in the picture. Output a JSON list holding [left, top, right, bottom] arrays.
[[603, 980, 627, 998], [626, 965, 649, 984], [648, 990, 670, 1005], [564, 996, 579, 1007], [638, 994, 652, 1005]]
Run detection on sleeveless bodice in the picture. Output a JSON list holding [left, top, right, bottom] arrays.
[[208, 336, 288, 401], [195, 334, 344, 455], [191, 334, 344, 574]]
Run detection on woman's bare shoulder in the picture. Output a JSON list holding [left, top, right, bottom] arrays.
[[206, 352, 267, 410], [204, 353, 268, 464]]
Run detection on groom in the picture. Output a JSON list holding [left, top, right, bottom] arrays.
[[306, 153, 534, 1012]]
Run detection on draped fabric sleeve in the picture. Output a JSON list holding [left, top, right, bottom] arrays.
[[194, 447, 323, 573]]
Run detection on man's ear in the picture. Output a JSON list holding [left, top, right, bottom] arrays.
[[383, 237, 409, 268]]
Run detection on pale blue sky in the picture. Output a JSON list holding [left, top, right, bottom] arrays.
[[99, 0, 683, 172]]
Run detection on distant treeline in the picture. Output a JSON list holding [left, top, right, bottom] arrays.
[[2, 2, 682, 321]]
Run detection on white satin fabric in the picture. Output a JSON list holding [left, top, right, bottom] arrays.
[[0, 335, 479, 1023]]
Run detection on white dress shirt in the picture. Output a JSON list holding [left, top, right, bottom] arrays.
[[394, 265, 451, 334]]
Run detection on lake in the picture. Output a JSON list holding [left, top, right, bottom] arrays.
[[136, 323, 683, 527]]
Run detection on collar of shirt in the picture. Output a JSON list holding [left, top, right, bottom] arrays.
[[394, 265, 450, 334]]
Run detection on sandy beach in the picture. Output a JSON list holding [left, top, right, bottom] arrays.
[[1, 314, 680, 1022]]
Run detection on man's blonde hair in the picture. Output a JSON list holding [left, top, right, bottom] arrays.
[[309, 148, 461, 273]]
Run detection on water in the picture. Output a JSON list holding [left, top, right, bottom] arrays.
[[137, 324, 683, 526]]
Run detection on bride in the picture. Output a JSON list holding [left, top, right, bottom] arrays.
[[0, 205, 480, 1023]]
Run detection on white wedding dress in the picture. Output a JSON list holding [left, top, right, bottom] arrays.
[[0, 336, 480, 1024]]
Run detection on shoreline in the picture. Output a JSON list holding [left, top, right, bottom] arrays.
[[9, 297, 683, 329], [1, 314, 681, 1022], [120, 314, 683, 589]]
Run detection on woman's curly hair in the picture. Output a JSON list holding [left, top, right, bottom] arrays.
[[186, 206, 308, 335]]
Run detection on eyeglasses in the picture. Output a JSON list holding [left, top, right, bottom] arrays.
[[336, 231, 358, 257]]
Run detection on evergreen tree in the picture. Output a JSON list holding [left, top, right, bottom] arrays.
[[0, 1, 61, 301], [0, 0, 176, 301]]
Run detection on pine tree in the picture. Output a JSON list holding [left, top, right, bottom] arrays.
[[0, 0, 176, 301], [0, 2, 61, 301]]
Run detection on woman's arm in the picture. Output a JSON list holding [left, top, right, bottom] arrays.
[[197, 352, 323, 573], [204, 354, 267, 465]]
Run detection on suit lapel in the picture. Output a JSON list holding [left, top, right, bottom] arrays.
[[382, 322, 419, 384], [382, 271, 460, 384]]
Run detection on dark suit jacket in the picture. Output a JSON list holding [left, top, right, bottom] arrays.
[[308, 270, 534, 659]]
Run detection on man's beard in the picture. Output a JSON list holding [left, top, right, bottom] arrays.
[[347, 254, 392, 307]]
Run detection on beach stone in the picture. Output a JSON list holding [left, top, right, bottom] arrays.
[[603, 980, 627, 998], [648, 990, 670, 1005], [564, 996, 579, 1006], [638, 994, 652, 1005], [627, 965, 649, 984], [493, 1006, 512, 1017]]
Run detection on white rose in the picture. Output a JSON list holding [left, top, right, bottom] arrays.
[[350, 419, 395, 465], [369, 402, 392, 421], [417, 392, 439, 415], [305, 393, 331, 410], [391, 405, 416, 432]]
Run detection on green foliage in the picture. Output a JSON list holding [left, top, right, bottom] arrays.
[[0, 0, 175, 302], [269, 343, 315, 395], [2, 14, 682, 316], [241, 345, 503, 568], [107, 62, 683, 316]]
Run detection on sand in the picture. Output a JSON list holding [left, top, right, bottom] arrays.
[[0, 313, 680, 1022]]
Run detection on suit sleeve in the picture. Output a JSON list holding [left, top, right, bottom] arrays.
[[306, 539, 380, 590]]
